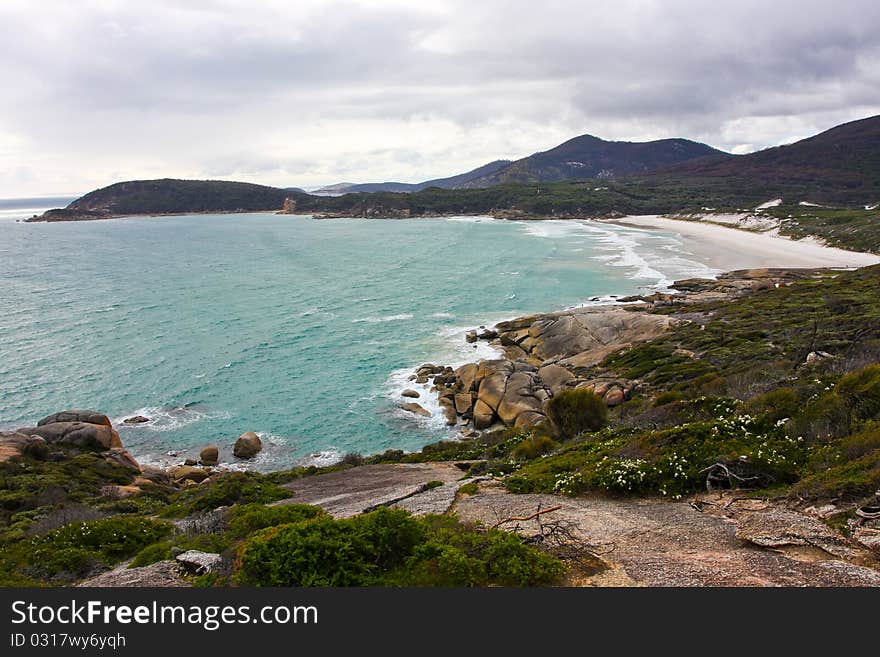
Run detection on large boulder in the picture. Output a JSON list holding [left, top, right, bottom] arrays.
[[37, 410, 112, 427], [175, 550, 223, 575], [233, 432, 263, 459], [477, 371, 508, 413], [139, 465, 173, 487], [169, 465, 210, 484], [472, 399, 496, 429], [199, 445, 219, 466], [497, 371, 544, 425], [0, 431, 47, 464], [25, 421, 122, 451], [537, 364, 575, 394]]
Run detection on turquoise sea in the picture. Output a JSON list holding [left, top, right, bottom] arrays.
[[0, 201, 718, 470]]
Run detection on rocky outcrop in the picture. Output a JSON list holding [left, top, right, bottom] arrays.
[[20, 410, 123, 451], [169, 465, 210, 484], [233, 432, 262, 459], [0, 432, 48, 464], [411, 307, 650, 430]]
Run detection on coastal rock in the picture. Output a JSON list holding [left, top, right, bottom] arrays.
[[25, 421, 122, 451], [854, 528, 880, 552], [102, 447, 141, 471], [100, 484, 142, 499], [465, 330, 478, 343], [603, 387, 625, 407], [454, 393, 474, 416], [514, 411, 547, 429], [139, 465, 173, 487], [734, 509, 858, 559], [497, 371, 544, 425], [199, 445, 219, 466], [399, 402, 432, 418], [0, 432, 46, 464], [401, 389, 421, 399], [454, 363, 479, 392], [170, 465, 210, 484], [233, 432, 262, 459], [123, 415, 151, 424], [537, 364, 575, 394], [37, 410, 112, 428], [472, 399, 496, 429]]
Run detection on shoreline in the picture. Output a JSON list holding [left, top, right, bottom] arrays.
[[603, 214, 880, 270]]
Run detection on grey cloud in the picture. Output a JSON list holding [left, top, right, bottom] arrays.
[[1, 0, 879, 195]]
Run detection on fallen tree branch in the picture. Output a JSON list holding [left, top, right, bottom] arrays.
[[492, 505, 562, 528]]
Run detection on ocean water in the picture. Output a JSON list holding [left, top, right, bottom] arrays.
[[0, 207, 717, 470]]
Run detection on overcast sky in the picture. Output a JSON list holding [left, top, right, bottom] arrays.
[[1, 0, 879, 196]]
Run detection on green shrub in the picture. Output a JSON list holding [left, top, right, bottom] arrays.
[[792, 448, 880, 501], [457, 482, 479, 495], [511, 434, 558, 460], [654, 391, 684, 406], [227, 503, 326, 539], [786, 392, 850, 443], [235, 508, 563, 587], [745, 387, 800, 422], [162, 472, 292, 517], [837, 364, 880, 421], [544, 389, 608, 440]]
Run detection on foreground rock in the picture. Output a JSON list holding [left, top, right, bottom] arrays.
[[175, 550, 223, 575], [276, 463, 468, 518], [77, 561, 189, 587], [453, 482, 880, 587], [233, 432, 262, 459]]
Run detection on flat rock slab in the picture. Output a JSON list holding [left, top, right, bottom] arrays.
[[453, 483, 880, 587], [393, 478, 488, 516], [77, 561, 189, 588], [734, 508, 859, 559], [277, 463, 466, 518]]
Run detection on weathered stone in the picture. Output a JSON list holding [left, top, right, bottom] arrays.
[[465, 330, 478, 343], [199, 445, 219, 466], [399, 402, 431, 418], [472, 399, 496, 429], [170, 465, 210, 483], [77, 560, 189, 588], [537, 364, 575, 393], [455, 363, 479, 392], [401, 389, 420, 399], [28, 421, 122, 451], [438, 398, 458, 425], [100, 484, 142, 499], [233, 432, 262, 459], [175, 550, 223, 575], [37, 410, 111, 428], [514, 411, 546, 429], [477, 372, 508, 412], [102, 448, 141, 471], [604, 387, 625, 407], [497, 371, 543, 425], [854, 528, 880, 551], [454, 393, 474, 415], [123, 415, 151, 424], [139, 465, 173, 487]]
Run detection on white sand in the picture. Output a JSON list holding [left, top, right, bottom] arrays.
[[607, 215, 880, 272]]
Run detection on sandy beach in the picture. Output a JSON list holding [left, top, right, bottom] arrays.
[[608, 214, 880, 271]]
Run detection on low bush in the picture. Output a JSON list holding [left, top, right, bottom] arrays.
[[544, 389, 608, 440], [26, 517, 172, 580], [836, 363, 880, 421], [235, 507, 563, 587], [226, 503, 326, 538], [161, 472, 292, 517], [511, 435, 558, 460]]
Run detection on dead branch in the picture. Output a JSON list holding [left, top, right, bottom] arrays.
[[492, 504, 562, 528]]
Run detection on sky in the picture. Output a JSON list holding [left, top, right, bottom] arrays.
[[1, 0, 879, 197]]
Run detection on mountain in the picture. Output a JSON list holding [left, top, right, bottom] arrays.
[[460, 135, 727, 187], [647, 114, 880, 204], [311, 160, 512, 194]]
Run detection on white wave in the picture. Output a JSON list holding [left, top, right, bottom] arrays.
[[430, 312, 455, 319], [112, 405, 230, 432], [446, 215, 497, 223], [756, 198, 783, 210], [296, 449, 342, 467], [352, 313, 413, 324]]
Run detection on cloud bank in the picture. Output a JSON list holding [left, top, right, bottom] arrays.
[[1, 0, 879, 195]]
